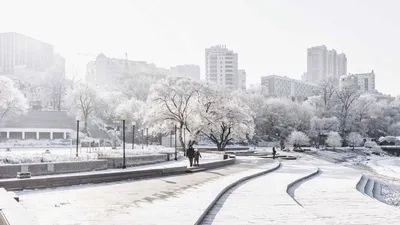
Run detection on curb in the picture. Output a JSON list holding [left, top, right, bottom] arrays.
[[193, 161, 281, 225], [286, 167, 320, 207]]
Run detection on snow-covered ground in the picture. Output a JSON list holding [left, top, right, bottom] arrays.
[[0, 145, 176, 164], [303, 147, 400, 208]]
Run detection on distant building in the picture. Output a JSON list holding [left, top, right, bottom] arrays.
[[261, 75, 319, 101], [307, 45, 347, 83], [339, 70, 375, 92], [170, 64, 200, 80], [238, 69, 247, 90], [86, 53, 171, 86], [0, 32, 55, 75], [205, 45, 240, 90], [0, 111, 76, 140]]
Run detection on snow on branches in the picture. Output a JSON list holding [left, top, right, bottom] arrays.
[[0, 76, 28, 121]]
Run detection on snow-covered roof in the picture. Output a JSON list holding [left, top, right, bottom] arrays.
[[1, 111, 76, 129]]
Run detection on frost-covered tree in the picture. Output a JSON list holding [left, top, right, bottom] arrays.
[[347, 132, 363, 150], [335, 85, 360, 141], [314, 78, 337, 117], [115, 98, 145, 124], [118, 73, 164, 101], [310, 117, 339, 148], [326, 132, 342, 149], [288, 131, 310, 148], [0, 76, 28, 121], [96, 91, 126, 124], [352, 94, 376, 135], [65, 82, 99, 133], [197, 89, 254, 151], [145, 77, 203, 151], [388, 122, 400, 136]]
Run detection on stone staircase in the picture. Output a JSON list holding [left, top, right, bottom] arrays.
[[356, 174, 382, 201]]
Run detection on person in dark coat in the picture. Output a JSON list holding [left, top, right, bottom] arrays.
[[272, 147, 277, 160], [186, 146, 195, 167], [194, 149, 202, 166]]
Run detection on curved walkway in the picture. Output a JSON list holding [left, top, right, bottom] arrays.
[[295, 156, 400, 225], [203, 161, 324, 225]]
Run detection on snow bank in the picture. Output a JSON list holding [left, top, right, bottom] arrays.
[[0, 139, 71, 148], [97, 145, 175, 157], [0, 152, 97, 164]]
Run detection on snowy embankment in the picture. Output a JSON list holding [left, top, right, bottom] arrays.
[[0, 145, 176, 164], [306, 147, 400, 208], [0, 139, 71, 148]]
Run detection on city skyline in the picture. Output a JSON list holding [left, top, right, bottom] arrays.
[[1, 0, 399, 95]]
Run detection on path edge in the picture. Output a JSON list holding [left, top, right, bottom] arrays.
[[193, 161, 281, 225], [286, 167, 320, 207]]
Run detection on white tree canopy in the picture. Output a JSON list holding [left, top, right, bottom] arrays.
[[347, 132, 364, 149], [0, 76, 28, 121], [326, 132, 342, 149], [65, 82, 99, 133], [288, 131, 310, 147]]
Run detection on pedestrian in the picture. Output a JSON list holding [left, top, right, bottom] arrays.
[[194, 149, 202, 166], [272, 147, 276, 160], [186, 146, 195, 167]]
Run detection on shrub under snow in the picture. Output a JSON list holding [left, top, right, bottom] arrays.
[[96, 145, 175, 157], [0, 152, 97, 165], [326, 132, 342, 149], [288, 131, 310, 147]]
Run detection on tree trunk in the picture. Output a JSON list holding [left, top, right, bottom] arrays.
[[217, 143, 222, 151]]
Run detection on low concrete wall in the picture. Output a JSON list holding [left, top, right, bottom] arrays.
[[0, 166, 187, 191], [0, 160, 108, 179], [201, 158, 235, 169], [99, 154, 172, 169]]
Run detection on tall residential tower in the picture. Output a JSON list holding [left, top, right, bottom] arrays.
[[306, 45, 347, 83], [205, 45, 239, 90]]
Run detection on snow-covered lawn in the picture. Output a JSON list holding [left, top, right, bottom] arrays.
[[0, 139, 72, 147], [97, 145, 175, 157], [0, 145, 177, 164], [0, 152, 97, 164]]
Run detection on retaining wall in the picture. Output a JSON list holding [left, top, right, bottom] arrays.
[[0, 188, 38, 224], [0, 160, 108, 179], [99, 153, 174, 168]]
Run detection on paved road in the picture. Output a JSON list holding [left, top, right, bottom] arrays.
[[203, 161, 323, 225], [17, 157, 276, 225]]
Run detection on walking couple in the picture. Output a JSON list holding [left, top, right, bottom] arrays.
[[186, 146, 201, 167]]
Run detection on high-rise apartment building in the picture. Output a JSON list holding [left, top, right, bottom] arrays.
[[205, 45, 239, 90], [170, 64, 200, 80], [238, 69, 246, 90], [261, 75, 319, 101], [0, 32, 54, 75], [307, 45, 347, 83]]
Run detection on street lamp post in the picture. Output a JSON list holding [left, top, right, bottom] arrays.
[[141, 129, 144, 149], [122, 116, 126, 169], [174, 124, 177, 160], [146, 127, 149, 147], [132, 121, 136, 150], [75, 115, 80, 157]]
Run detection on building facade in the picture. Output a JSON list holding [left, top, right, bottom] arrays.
[[205, 45, 239, 90], [339, 70, 375, 92], [86, 53, 171, 86], [261, 75, 319, 101], [0, 32, 54, 75], [238, 69, 247, 90], [307, 45, 347, 83], [170, 64, 200, 80]]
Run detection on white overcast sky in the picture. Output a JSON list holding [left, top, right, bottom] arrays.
[[1, 0, 399, 95]]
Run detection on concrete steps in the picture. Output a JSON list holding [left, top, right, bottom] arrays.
[[356, 174, 382, 201]]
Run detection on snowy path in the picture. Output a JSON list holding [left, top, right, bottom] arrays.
[[202, 161, 324, 225], [17, 158, 275, 225], [295, 156, 400, 225]]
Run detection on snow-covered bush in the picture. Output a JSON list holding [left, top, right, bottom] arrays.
[[364, 141, 378, 148], [97, 145, 175, 157], [326, 132, 342, 149], [347, 132, 364, 149], [288, 131, 310, 147], [0, 152, 97, 164], [0, 76, 28, 121]]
